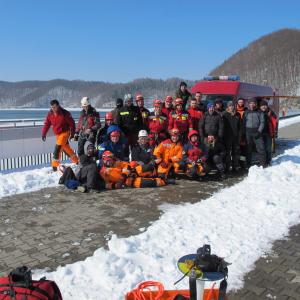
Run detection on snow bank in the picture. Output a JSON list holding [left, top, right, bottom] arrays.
[[279, 115, 300, 128], [34, 141, 300, 299], [0, 167, 60, 198]]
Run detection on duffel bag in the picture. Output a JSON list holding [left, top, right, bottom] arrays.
[[0, 266, 62, 300]]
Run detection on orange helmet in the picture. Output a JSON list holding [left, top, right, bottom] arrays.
[[153, 99, 162, 107], [105, 112, 114, 121], [175, 98, 183, 105], [165, 95, 173, 103], [110, 130, 120, 137], [102, 151, 114, 161], [169, 128, 180, 136], [135, 94, 144, 102]]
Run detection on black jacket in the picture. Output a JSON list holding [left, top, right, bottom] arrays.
[[131, 144, 155, 164], [199, 111, 223, 139], [222, 111, 242, 140], [175, 89, 191, 109], [116, 105, 143, 135]]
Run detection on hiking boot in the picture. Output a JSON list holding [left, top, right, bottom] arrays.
[[76, 186, 86, 193], [166, 178, 176, 185]]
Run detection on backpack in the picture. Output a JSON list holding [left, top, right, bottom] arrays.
[[0, 266, 62, 300]]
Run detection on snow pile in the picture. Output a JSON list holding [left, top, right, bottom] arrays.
[[0, 167, 60, 198], [279, 115, 300, 128], [34, 142, 300, 300]]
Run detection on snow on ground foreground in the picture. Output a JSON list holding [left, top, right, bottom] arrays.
[[279, 114, 300, 128], [33, 141, 300, 300]]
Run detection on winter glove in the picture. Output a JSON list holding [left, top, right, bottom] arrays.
[[73, 133, 79, 141], [42, 136, 46, 142], [160, 161, 168, 168], [254, 132, 261, 140]]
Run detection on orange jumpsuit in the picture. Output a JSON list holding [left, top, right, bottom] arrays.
[[153, 139, 183, 178]]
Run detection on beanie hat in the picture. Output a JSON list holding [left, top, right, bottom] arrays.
[[227, 101, 234, 107], [81, 97, 90, 107], [116, 98, 123, 107], [260, 100, 268, 107], [180, 81, 187, 87], [207, 102, 214, 109], [248, 98, 257, 104]]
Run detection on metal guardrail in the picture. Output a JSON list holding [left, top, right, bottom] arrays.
[[1, 114, 300, 172]]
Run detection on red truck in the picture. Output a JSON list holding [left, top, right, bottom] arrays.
[[191, 75, 279, 115]]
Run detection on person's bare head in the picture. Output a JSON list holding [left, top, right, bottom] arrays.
[[180, 82, 187, 92], [195, 92, 202, 103], [50, 99, 59, 113], [190, 99, 197, 109]]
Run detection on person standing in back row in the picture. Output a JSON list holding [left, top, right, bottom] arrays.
[[74, 97, 101, 156], [243, 98, 266, 168], [42, 99, 78, 171], [175, 81, 191, 110]]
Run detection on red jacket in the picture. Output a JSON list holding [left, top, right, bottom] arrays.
[[168, 110, 193, 134], [76, 106, 101, 133], [162, 106, 174, 117], [147, 112, 168, 134], [188, 107, 204, 130], [42, 107, 75, 137], [268, 110, 278, 138]]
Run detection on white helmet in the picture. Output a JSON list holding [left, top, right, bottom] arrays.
[[138, 130, 148, 138], [124, 94, 133, 102], [81, 97, 90, 107]]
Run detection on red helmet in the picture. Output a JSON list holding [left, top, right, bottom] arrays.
[[165, 95, 173, 103], [110, 130, 120, 137], [153, 99, 162, 107], [175, 98, 183, 105], [102, 150, 114, 161], [188, 130, 199, 140], [105, 112, 114, 121], [169, 128, 180, 136], [135, 94, 144, 102]]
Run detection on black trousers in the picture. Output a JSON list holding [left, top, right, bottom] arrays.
[[224, 137, 240, 171], [78, 163, 102, 190], [246, 131, 266, 167]]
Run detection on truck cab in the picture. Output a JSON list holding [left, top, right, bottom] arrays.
[[191, 75, 279, 115]]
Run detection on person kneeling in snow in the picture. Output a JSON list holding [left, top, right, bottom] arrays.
[[181, 130, 209, 179]]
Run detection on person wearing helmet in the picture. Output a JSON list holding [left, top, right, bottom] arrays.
[[116, 93, 143, 146], [188, 98, 204, 130], [42, 99, 78, 171], [135, 94, 150, 130], [147, 99, 169, 147], [98, 125, 128, 163], [175, 81, 191, 110], [130, 130, 156, 177], [153, 128, 183, 179], [162, 95, 174, 117], [112, 98, 123, 123], [181, 130, 209, 179], [74, 97, 101, 156], [99, 150, 133, 189], [168, 98, 193, 143], [95, 111, 116, 146]]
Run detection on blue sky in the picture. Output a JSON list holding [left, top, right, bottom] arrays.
[[0, 0, 299, 82]]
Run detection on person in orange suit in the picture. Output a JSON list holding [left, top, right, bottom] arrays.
[[153, 128, 183, 179], [42, 99, 78, 171]]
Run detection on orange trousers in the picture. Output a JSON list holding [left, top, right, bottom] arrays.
[[52, 131, 78, 167], [157, 162, 181, 179]]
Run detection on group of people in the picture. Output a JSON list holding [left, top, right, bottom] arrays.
[[42, 82, 278, 193]]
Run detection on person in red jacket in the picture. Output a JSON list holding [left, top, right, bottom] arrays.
[[42, 99, 78, 171], [136, 94, 150, 130], [162, 95, 174, 117], [188, 98, 204, 130], [168, 98, 193, 142], [74, 97, 101, 156], [148, 99, 169, 146]]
